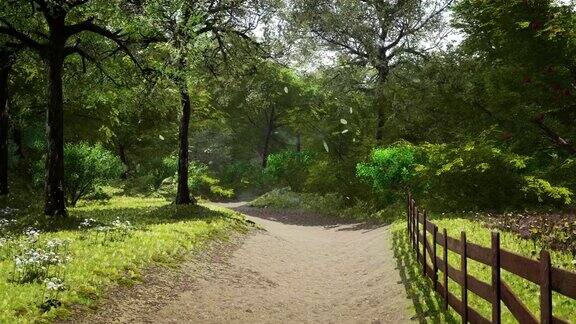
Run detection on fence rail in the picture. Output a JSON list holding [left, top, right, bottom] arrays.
[[406, 194, 576, 324]]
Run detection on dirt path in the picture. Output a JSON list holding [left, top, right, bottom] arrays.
[[76, 206, 413, 323]]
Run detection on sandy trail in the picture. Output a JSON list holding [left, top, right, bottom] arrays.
[[76, 206, 413, 324]]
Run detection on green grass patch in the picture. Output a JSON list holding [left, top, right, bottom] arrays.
[[249, 188, 404, 223], [0, 196, 250, 323], [391, 216, 576, 323]]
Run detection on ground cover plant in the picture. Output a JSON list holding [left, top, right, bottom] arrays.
[[0, 195, 250, 323], [390, 215, 576, 323], [3, 0, 576, 322]]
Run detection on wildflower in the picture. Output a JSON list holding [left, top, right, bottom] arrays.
[[79, 218, 97, 229], [24, 228, 40, 243], [44, 278, 65, 291]]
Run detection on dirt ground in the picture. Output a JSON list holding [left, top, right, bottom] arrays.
[[70, 205, 413, 324]]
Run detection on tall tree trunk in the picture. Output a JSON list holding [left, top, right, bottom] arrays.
[[296, 133, 301, 153], [375, 107, 384, 142], [375, 64, 389, 142], [261, 108, 275, 168], [44, 49, 67, 216], [0, 61, 10, 196], [175, 84, 195, 205], [118, 143, 129, 180]]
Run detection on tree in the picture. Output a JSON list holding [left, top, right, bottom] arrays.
[[215, 62, 307, 168], [0, 47, 17, 196], [291, 0, 452, 141], [141, 0, 263, 204], [0, 0, 141, 216], [453, 0, 576, 156]]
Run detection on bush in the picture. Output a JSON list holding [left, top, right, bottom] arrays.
[[63, 143, 123, 206], [265, 151, 313, 191], [189, 163, 235, 200], [356, 143, 418, 204], [158, 162, 235, 201], [34, 143, 122, 206], [356, 138, 573, 211], [415, 140, 572, 210], [221, 161, 271, 194]]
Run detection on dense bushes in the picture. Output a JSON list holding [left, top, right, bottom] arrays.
[[158, 162, 235, 201], [356, 139, 573, 211], [356, 144, 417, 204], [33, 143, 123, 206], [265, 151, 313, 191]]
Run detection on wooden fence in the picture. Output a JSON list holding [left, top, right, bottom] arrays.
[[406, 194, 576, 323]]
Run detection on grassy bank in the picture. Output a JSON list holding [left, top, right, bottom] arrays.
[[390, 216, 576, 323], [0, 196, 250, 323], [248, 188, 404, 223]]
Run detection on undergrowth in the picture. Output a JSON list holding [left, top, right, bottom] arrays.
[[0, 195, 250, 323], [248, 188, 404, 223], [391, 216, 576, 323]]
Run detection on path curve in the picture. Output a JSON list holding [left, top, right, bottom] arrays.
[[76, 205, 413, 323]]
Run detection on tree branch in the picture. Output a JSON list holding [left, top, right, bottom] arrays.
[[533, 113, 576, 156], [0, 18, 45, 54]]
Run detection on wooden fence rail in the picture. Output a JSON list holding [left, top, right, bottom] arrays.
[[406, 194, 576, 324]]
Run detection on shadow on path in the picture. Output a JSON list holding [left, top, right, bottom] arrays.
[[234, 206, 383, 232], [392, 229, 458, 324]]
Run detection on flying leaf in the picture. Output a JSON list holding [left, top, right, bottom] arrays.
[[323, 140, 329, 152]]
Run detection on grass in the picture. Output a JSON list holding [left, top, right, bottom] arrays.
[[249, 188, 404, 223], [0, 195, 251, 323], [391, 215, 576, 323], [251, 189, 576, 322]]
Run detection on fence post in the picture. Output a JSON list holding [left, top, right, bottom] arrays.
[[415, 208, 420, 254], [432, 224, 438, 291], [443, 228, 449, 310], [540, 250, 552, 324], [410, 199, 414, 248], [461, 232, 468, 324], [491, 232, 501, 324], [407, 194, 411, 237], [422, 210, 428, 275]]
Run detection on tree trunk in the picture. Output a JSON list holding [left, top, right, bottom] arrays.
[[261, 108, 275, 168], [375, 64, 389, 142], [375, 107, 384, 142], [118, 143, 129, 180], [296, 133, 301, 152], [175, 84, 195, 205], [44, 51, 67, 216], [0, 61, 9, 196]]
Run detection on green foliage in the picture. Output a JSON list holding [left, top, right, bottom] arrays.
[[157, 162, 235, 201], [265, 150, 314, 191], [391, 213, 576, 322], [249, 188, 404, 223], [63, 144, 123, 207], [415, 139, 572, 210], [188, 163, 235, 201], [0, 195, 249, 323], [220, 161, 272, 194], [356, 144, 417, 194], [33, 143, 123, 206]]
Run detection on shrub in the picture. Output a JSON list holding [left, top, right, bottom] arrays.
[[265, 151, 313, 191], [356, 144, 418, 204], [188, 163, 234, 200], [221, 161, 271, 193], [158, 162, 235, 201], [34, 143, 122, 206], [415, 140, 572, 210]]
